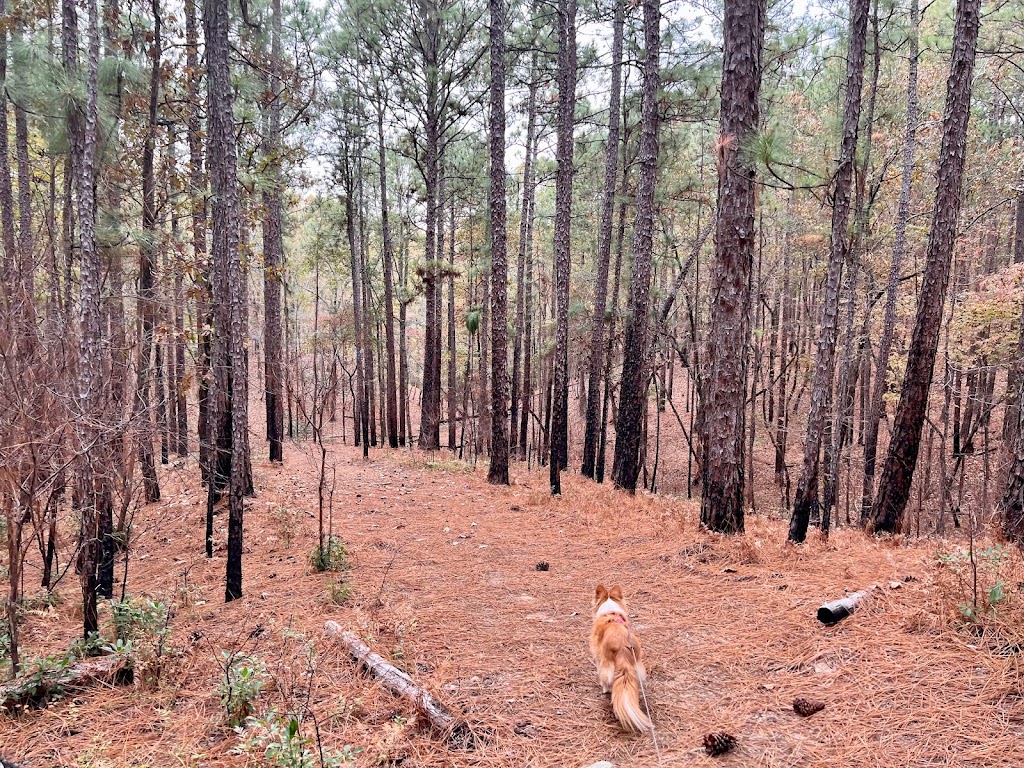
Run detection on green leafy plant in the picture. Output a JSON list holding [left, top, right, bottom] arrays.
[[326, 579, 353, 605], [109, 596, 173, 686], [937, 544, 1014, 623], [217, 650, 266, 727], [236, 710, 360, 767], [309, 537, 349, 573]]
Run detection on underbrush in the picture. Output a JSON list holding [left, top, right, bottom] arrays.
[[936, 540, 1024, 649]]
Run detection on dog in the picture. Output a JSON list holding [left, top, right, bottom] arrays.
[[590, 584, 652, 733]]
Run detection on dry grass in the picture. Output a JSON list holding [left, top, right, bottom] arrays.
[[2, 442, 1024, 767]]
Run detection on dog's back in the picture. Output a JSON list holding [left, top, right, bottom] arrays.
[[590, 585, 652, 733]]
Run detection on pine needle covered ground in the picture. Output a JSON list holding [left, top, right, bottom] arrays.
[[2, 443, 1023, 767]]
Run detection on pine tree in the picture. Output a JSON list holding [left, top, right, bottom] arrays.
[[611, 0, 660, 494], [697, 0, 765, 529], [871, 0, 983, 534]]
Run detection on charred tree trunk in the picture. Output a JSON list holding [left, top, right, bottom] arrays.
[[611, 0, 660, 494], [511, 39, 539, 459], [871, 0, 981, 534], [549, 0, 577, 494], [789, 0, 870, 543], [375, 93, 400, 449], [582, 0, 624, 479], [136, 0, 162, 503], [186, 0, 211, 492], [206, 0, 250, 600], [262, 0, 285, 463]]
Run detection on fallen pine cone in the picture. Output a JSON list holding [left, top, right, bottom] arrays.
[[703, 731, 737, 756], [793, 697, 826, 717]]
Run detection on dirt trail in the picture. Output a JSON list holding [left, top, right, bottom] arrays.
[[3, 443, 1023, 767]]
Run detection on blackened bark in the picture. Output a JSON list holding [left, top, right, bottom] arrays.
[[789, 0, 870, 542], [345, 148, 369, 458], [205, 0, 249, 600], [611, 0, 660, 494], [487, 0, 509, 484], [134, 0, 162, 503], [860, 4, 919, 516], [598, 178, 629, 484], [549, 0, 577, 494], [448, 199, 457, 450], [582, 0, 625, 479], [417, 1, 442, 451], [698, 0, 765, 530], [186, 0, 211, 495], [263, 0, 285, 463], [511, 39, 539, 458], [871, 0, 981, 534], [375, 96, 400, 449], [518, 206, 536, 460]]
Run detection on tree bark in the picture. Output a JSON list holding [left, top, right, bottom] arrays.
[[447, 199, 458, 451], [136, 0, 162, 504], [611, 0, 660, 494], [375, 93, 400, 449], [871, 0, 981, 534], [511, 36, 539, 459], [582, 0, 625, 479], [487, 0, 509, 485], [697, 0, 765, 530], [345, 147, 369, 458], [789, 0, 871, 542], [262, 0, 285, 463], [69, 0, 103, 637], [549, 0, 577, 494], [205, 0, 250, 600]]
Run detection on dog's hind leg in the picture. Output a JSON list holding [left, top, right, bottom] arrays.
[[598, 661, 615, 693]]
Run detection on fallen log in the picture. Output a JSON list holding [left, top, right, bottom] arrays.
[[0, 653, 132, 712], [817, 589, 871, 624], [324, 620, 473, 747]]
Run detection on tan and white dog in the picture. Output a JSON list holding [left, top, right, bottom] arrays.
[[589, 584, 652, 733]]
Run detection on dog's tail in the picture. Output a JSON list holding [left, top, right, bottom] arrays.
[[611, 644, 652, 733]]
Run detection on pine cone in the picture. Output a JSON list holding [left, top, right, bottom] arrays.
[[793, 697, 826, 717], [702, 731, 737, 756]]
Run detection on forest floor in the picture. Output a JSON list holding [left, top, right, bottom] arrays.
[[3, 440, 1024, 768]]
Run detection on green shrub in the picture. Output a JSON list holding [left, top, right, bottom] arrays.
[[937, 544, 1015, 624], [326, 579, 353, 605], [309, 537, 349, 573], [236, 710, 360, 767], [218, 650, 266, 727]]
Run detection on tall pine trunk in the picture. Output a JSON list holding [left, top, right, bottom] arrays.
[[789, 0, 870, 543], [263, 0, 285, 463], [206, 0, 250, 600], [698, 0, 765, 529], [871, 0, 981, 534], [375, 93, 400, 449], [487, 0, 509, 484], [136, 0, 162, 504], [611, 0, 660, 494], [70, 0, 103, 637], [582, 0, 625, 479], [549, 0, 577, 494], [511, 36, 539, 458], [862, 0, 918, 521]]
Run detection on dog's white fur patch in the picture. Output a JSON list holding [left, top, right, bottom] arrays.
[[595, 597, 625, 618]]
